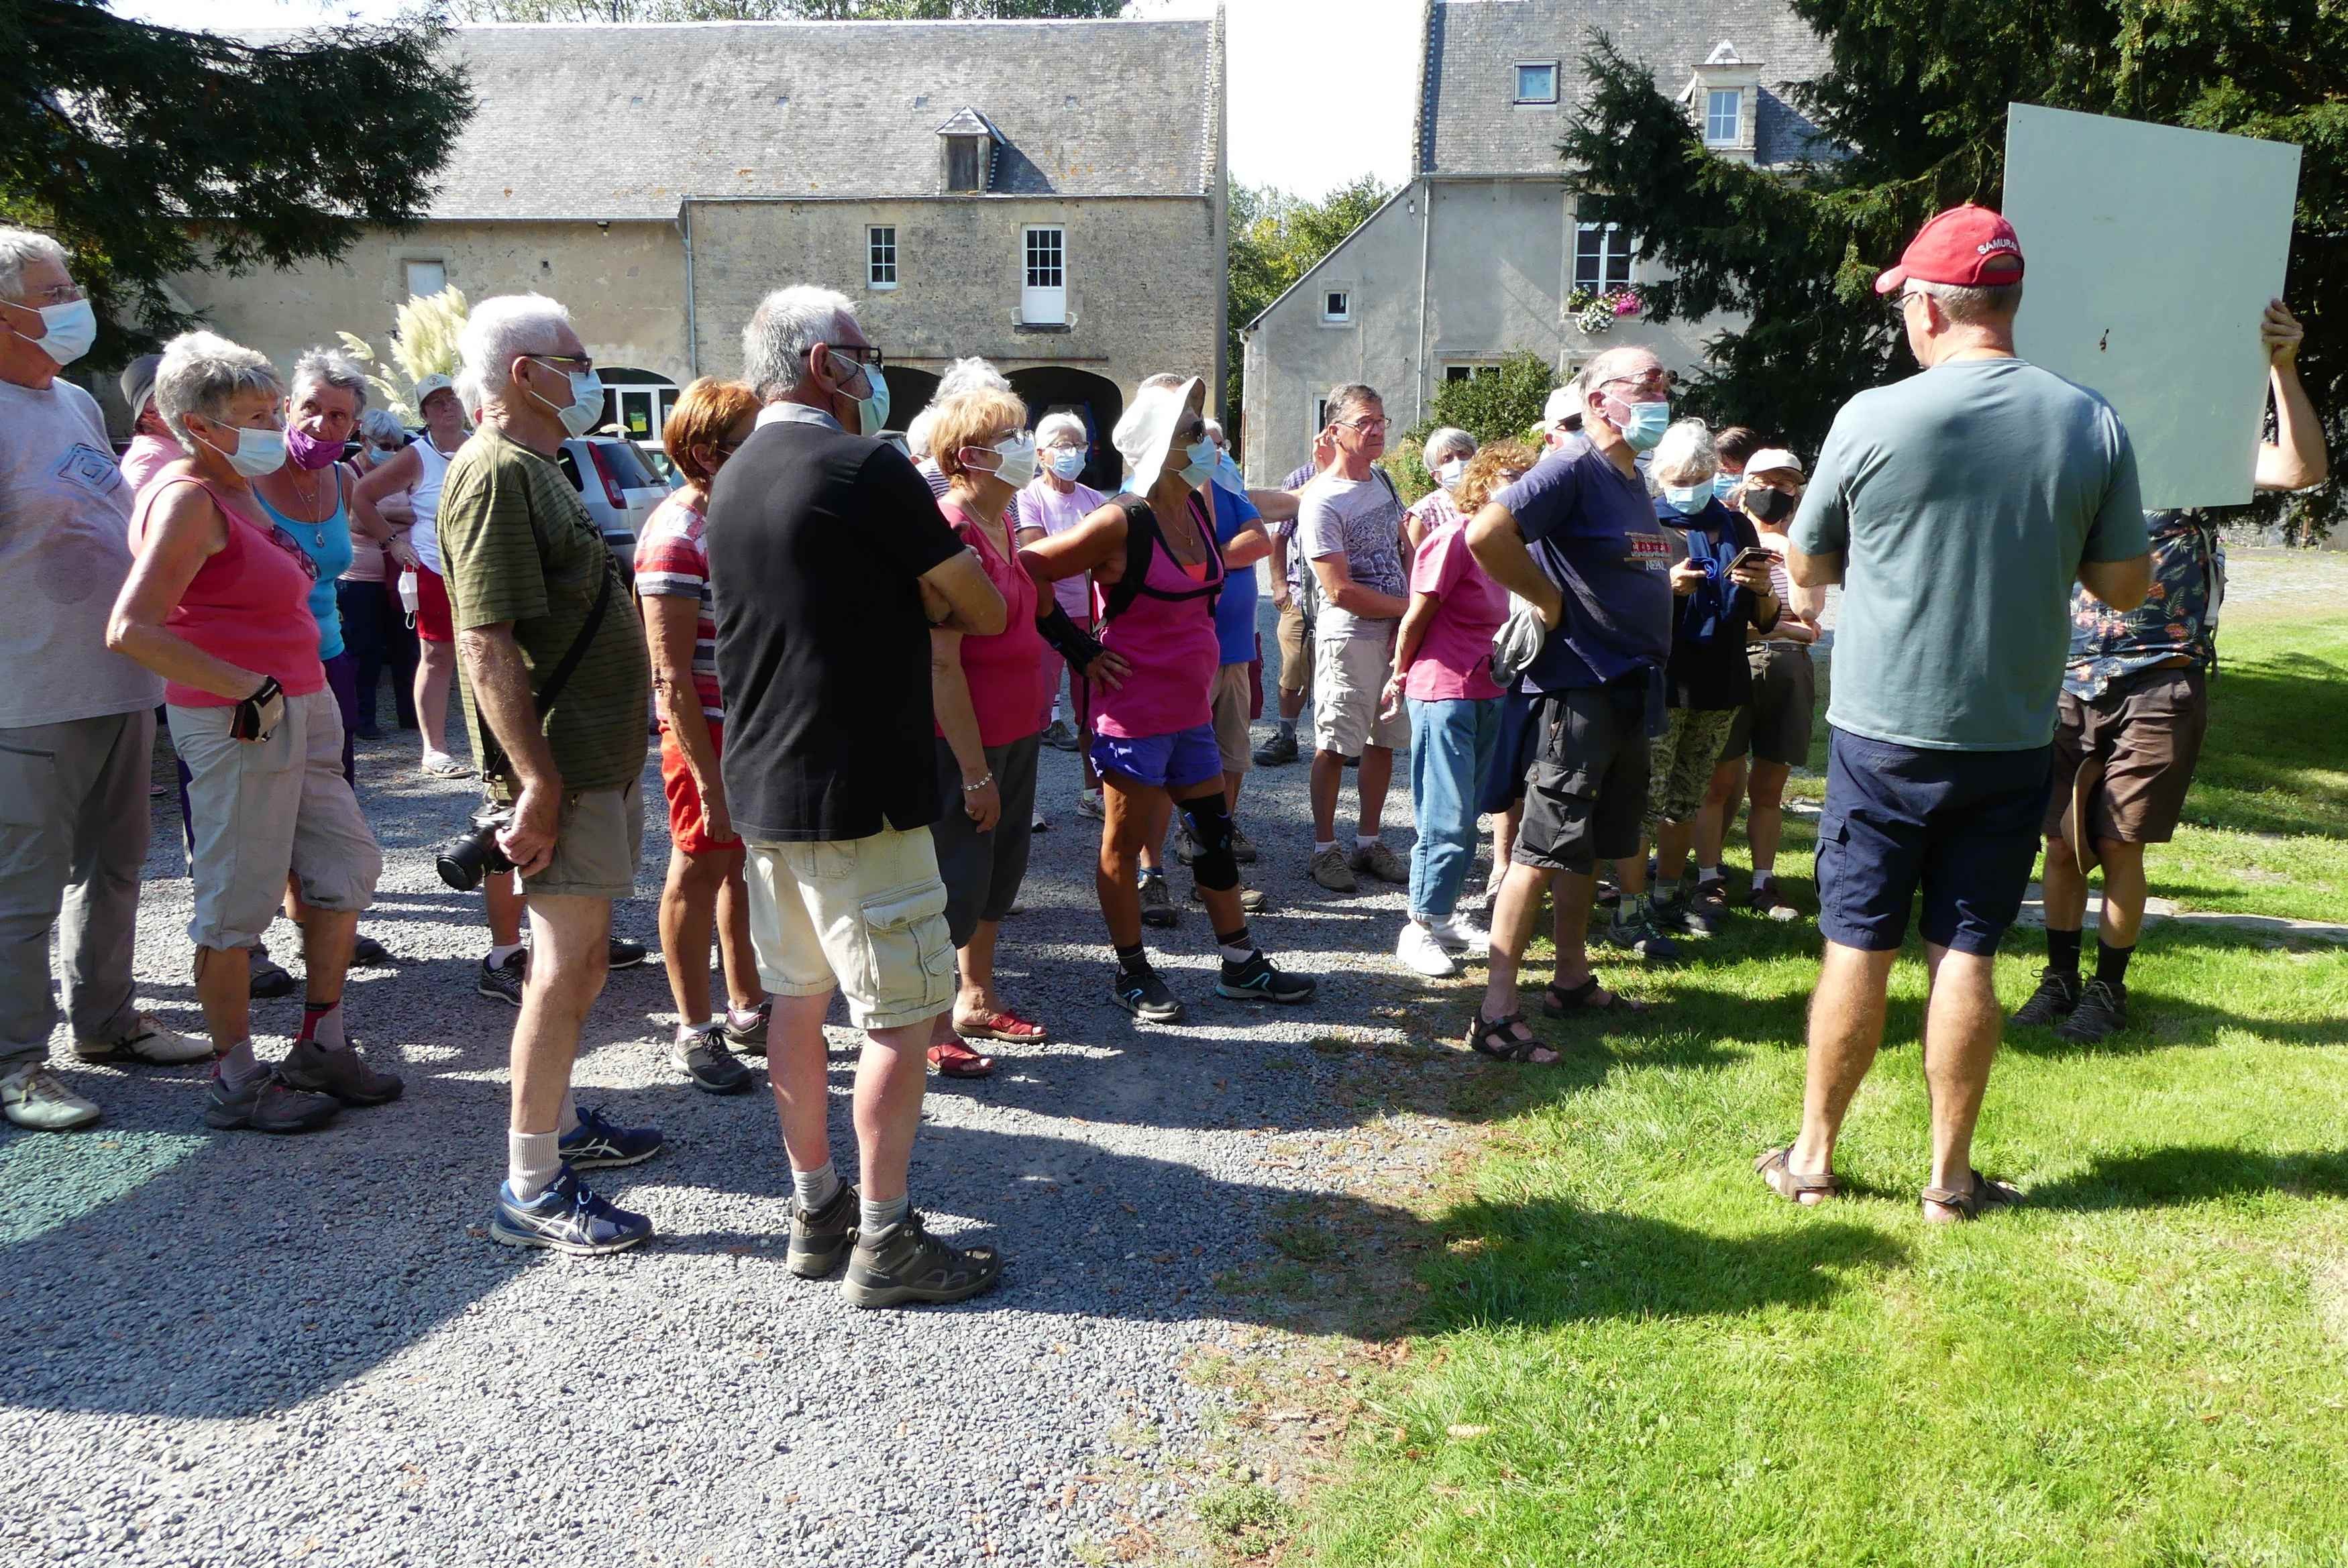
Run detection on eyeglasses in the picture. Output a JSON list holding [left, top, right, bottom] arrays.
[[1336, 416, 1390, 435], [1885, 290, 1926, 321], [5, 282, 83, 309], [826, 343, 885, 368], [1173, 417, 1208, 444], [1598, 369, 1674, 396], [532, 353, 596, 373]]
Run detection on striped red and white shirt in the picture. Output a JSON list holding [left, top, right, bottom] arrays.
[[633, 492, 724, 723]]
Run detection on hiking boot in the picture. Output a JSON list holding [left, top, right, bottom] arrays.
[[74, 1011, 211, 1066], [1, 1064, 100, 1131], [1217, 951, 1316, 1005], [204, 1066, 339, 1134], [1138, 874, 1178, 929], [673, 1025, 755, 1095], [489, 1166, 651, 1257], [1111, 964, 1185, 1023], [1309, 845, 1358, 893], [1189, 881, 1268, 913], [1251, 728, 1299, 767], [2011, 966, 2082, 1027], [248, 944, 297, 1001], [559, 1105, 665, 1170], [1077, 791, 1105, 821], [279, 1038, 405, 1107], [1597, 906, 1683, 965], [841, 1211, 1004, 1309], [789, 1180, 859, 1280], [477, 950, 527, 1007], [1396, 921, 1458, 978], [1350, 840, 1409, 885], [607, 937, 651, 970], [1230, 826, 1259, 864], [1745, 879, 1801, 922], [1685, 878, 1731, 936], [1040, 718, 1081, 753], [722, 1000, 771, 1052], [2056, 978, 2128, 1044]]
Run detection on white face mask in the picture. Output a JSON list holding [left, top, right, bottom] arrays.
[[975, 432, 1038, 489], [530, 358, 605, 437], [195, 420, 288, 479], [7, 296, 97, 366], [1435, 457, 1468, 493]]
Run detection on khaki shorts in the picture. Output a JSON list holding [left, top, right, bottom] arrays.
[[2044, 665, 2208, 846], [173, 690, 380, 950], [1312, 626, 1409, 758], [521, 777, 644, 901], [743, 824, 955, 1031], [1211, 663, 1254, 775], [1275, 601, 1314, 696]]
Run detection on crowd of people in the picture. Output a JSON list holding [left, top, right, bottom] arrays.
[[0, 201, 2325, 1300]]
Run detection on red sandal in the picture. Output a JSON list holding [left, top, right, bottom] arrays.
[[953, 1007, 1047, 1044], [925, 1037, 997, 1078]]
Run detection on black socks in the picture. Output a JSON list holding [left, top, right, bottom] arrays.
[[2047, 928, 2084, 976], [1115, 942, 1152, 976], [2096, 940, 2134, 988]]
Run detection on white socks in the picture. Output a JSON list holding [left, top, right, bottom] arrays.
[[506, 1130, 561, 1202], [793, 1162, 841, 1213], [1356, 834, 1381, 850], [1697, 864, 1721, 884], [217, 1037, 266, 1090], [558, 1089, 581, 1135], [1315, 840, 1338, 855], [860, 1191, 910, 1235], [486, 942, 524, 968]]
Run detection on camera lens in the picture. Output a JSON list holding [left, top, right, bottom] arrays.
[[435, 832, 490, 892]]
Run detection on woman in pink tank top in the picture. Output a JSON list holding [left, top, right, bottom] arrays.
[[106, 331, 394, 1135], [1019, 375, 1316, 1023]]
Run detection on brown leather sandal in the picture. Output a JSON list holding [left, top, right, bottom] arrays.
[[1464, 1012, 1558, 1065], [1756, 1145, 1840, 1204], [1542, 976, 1653, 1017], [1920, 1170, 2024, 1224]]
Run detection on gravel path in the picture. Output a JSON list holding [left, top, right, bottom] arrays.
[[0, 594, 1462, 1567]]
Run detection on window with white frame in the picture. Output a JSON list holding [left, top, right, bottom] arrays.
[[867, 227, 897, 288], [1321, 289, 1351, 324], [1022, 225, 1066, 324], [1705, 88, 1742, 146], [403, 260, 446, 299], [1445, 363, 1498, 384], [1575, 222, 1637, 293], [1515, 62, 1558, 104]]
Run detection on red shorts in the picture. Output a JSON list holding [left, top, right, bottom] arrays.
[[659, 719, 741, 856], [414, 565, 453, 644]]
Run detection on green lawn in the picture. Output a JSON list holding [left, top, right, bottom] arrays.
[[1289, 608, 2348, 1567]]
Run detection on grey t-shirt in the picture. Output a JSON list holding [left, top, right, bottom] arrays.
[[1297, 470, 1405, 640], [0, 378, 164, 729], [1791, 357, 2147, 752]]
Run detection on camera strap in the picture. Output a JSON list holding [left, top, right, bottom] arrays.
[[476, 557, 616, 788]]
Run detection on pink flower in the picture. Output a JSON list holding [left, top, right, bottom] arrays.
[[1612, 291, 1643, 317]]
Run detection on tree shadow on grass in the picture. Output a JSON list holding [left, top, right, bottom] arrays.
[[2025, 1145, 2348, 1212], [2180, 652, 2348, 840], [2000, 926, 2348, 1058]]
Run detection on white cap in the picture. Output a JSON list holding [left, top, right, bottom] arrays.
[[1542, 385, 1584, 427], [1745, 446, 1803, 477], [413, 373, 456, 408]]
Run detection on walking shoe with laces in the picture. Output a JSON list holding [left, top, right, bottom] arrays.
[[2010, 967, 2082, 1027], [1396, 921, 1459, 978], [279, 1038, 405, 1106], [1, 1064, 101, 1131], [1230, 826, 1259, 864], [1426, 913, 1489, 954], [1685, 878, 1731, 936], [1175, 827, 1201, 865], [2056, 978, 2128, 1044], [489, 1166, 651, 1256], [674, 1025, 755, 1095], [1597, 906, 1683, 964], [559, 1105, 666, 1170], [1350, 840, 1409, 885], [1251, 728, 1299, 767], [1309, 844, 1358, 893], [1745, 879, 1801, 922], [789, 1181, 859, 1279], [1217, 951, 1317, 1005], [1189, 881, 1268, 913], [74, 1011, 211, 1066], [248, 944, 297, 1001], [205, 1066, 339, 1134], [1040, 718, 1081, 752], [1138, 874, 1178, 928], [841, 1211, 1004, 1308], [1077, 791, 1106, 821], [350, 934, 396, 968], [722, 999, 771, 1051], [607, 937, 651, 970], [1110, 964, 1185, 1023], [477, 950, 527, 1007]]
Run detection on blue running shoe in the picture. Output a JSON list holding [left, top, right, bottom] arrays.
[[558, 1105, 665, 1170], [489, 1166, 651, 1256]]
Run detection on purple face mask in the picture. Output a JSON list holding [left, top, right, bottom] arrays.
[[283, 423, 343, 471]]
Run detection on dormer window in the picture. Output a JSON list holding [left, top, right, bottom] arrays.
[[1705, 89, 1742, 146], [935, 107, 1000, 195], [1515, 62, 1558, 105]]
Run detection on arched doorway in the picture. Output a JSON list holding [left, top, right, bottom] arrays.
[[1007, 368, 1124, 491], [596, 367, 679, 442], [883, 368, 942, 441]]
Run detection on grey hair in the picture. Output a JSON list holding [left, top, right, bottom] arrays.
[[451, 369, 484, 421], [741, 285, 860, 402], [289, 345, 370, 415], [460, 293, 576, 399], [904, 407, 938, 461], [1915, 277, 2023, 326], [1202, 416, 1226, 447], [0, 226, 69, 302], [154, 330, 282, 453], [1322, 382, 1381, 429], [357, 408, 408, 449], [1424, 426, 1476, 466], [1576, 345, 1662, 398], [1650, 418, 1717, 486], [1036, 411, 1087, 449], [936, 355, 1009, 400]]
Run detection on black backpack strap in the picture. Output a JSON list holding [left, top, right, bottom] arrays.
[[1102, 497, 1160, 624], [477, 557, 616, 786]]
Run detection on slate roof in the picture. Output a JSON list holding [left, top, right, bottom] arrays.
[[1414, 0, 1833, 176], [259, 19, 1220, 221]]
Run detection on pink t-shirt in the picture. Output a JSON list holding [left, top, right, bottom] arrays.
[[1404, 520, 1507, 702], [938, 500, 1044, 748], [1091, 494, 1223, 740], [132, 476, 329, 708], [118, 433, 180, 500]]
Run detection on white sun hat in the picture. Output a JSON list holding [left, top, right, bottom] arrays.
[[1113, 375, 1206, 494]]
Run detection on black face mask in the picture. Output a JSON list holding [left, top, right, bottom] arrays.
[[1746, 486, 1795, 525]]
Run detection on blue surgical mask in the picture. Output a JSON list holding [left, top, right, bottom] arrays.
[[9, 296, 97, 366], [197, 421, 289, 479], [1435, 457, 1468, 493], [531, 359, 606, 438], [1178, 438, 1218, 488], [1213, 450, 1244, 493], [1713, 472, 1740, 498], [1047, 447, 1086, 482], [1663, 482, 1711, 512], [833, 351, 889, 438], [1615, 400, 1671, 453]]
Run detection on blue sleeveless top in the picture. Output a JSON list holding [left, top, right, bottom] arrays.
[[254, 468, 355, 661]]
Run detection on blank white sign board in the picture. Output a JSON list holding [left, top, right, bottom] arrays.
[[2003, 103, 2300, 510]]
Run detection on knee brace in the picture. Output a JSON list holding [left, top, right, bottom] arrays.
[[1179, 791, 1240, 891]]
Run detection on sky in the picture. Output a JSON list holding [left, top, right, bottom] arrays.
[[103, 0, 1421, 200]]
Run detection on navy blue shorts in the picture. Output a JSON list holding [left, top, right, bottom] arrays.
[[1814, 727, 2051, 957], [1090, 723, 1223, 794]]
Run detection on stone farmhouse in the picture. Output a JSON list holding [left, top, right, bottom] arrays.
[[171, 15, 1228, 489], [1239, 0, 1829, 480]]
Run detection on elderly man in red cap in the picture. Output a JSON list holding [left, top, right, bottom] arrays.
[[1758, 204, 2153, 1223]]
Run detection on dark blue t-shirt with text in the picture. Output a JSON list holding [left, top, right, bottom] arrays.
[[1495, 437, 1674, 691]]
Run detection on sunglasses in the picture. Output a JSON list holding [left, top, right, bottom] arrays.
[[267, 524, 320, 584]]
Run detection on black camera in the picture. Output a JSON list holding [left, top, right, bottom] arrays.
[[434, 805, 517, 891]]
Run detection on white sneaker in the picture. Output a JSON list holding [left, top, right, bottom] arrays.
[[1, 1064, 101, 1131], [1395, 921, 1459, 978], [75, 1011, 212, 1066], [1425, 914, 1490, 954], [1077, 792, 1106, 821]]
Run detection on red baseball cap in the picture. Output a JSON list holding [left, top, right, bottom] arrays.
[[1873, 204, 2025, 294]]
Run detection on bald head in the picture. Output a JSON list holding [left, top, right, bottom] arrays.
[[1577, 346, 1662, 398]]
